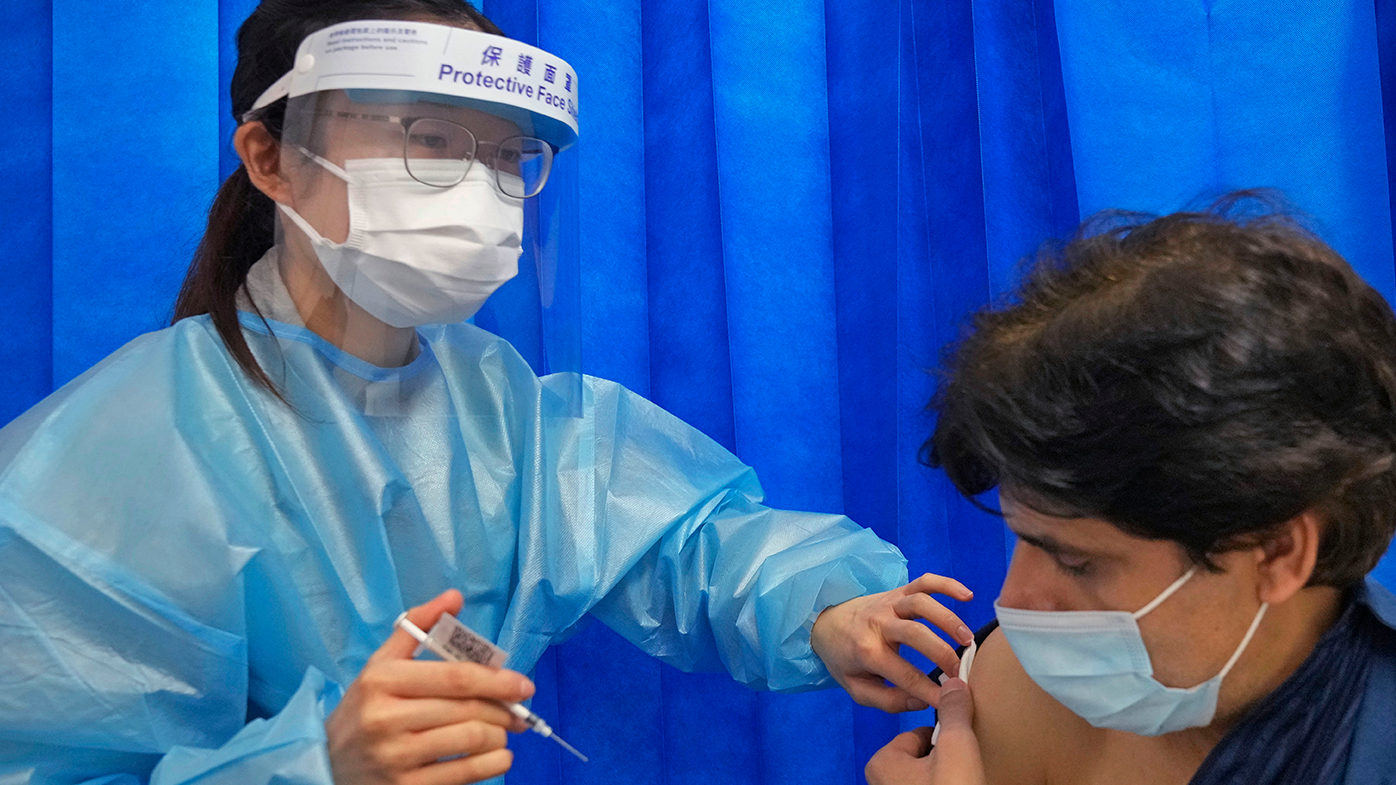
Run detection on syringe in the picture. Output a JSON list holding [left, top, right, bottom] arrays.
[[394, 614, 589, 762]]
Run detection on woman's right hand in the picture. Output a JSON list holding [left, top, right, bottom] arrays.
[[865, 678, 987, 785], [326, 590, 535, 785]]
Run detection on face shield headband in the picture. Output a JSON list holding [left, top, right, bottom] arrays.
[[244, 20, 579, 152]]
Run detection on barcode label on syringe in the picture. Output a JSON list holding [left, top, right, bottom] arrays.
[[424, 613, 509, 668]]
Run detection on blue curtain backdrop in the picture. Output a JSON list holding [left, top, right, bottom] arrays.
[[2, 1, 1394, 783]]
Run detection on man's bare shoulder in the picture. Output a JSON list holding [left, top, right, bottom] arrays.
[[969, 626, 1093, 785]]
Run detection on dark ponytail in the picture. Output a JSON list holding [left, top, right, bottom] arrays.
[[172, 0, 504, 397]]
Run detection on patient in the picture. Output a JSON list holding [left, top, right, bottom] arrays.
[[869, 197, 1396, 784]]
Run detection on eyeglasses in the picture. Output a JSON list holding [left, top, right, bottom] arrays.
[[313, 110, 554, 198]]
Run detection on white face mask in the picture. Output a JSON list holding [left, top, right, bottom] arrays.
[[278, 151, 524, 328]]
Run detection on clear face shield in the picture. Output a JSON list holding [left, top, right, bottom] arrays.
[[245, 21, 581, 407]]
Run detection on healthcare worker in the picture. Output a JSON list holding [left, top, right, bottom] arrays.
[[0, 2, 974, 784]]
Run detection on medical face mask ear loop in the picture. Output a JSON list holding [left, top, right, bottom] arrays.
[[281, 146, 355, 243], [1212, 602, 1269, 683], [1132, 565, 1271, 687], [297, 145, 352, 181], [1132, 566, 1201, 619], [273, 147, 352, 250]]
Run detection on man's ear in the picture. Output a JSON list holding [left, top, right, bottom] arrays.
[[235, 122, 293, 205], [1255, 511, 1323, 605]]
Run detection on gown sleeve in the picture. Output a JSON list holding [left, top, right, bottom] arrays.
[[0, 330, 342, 785], [568, 376, 910, 692]]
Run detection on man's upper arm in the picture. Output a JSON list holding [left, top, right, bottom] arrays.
[[968, 627, 1076, 785]]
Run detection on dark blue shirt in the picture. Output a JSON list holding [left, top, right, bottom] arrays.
[[1343, 578, 1396, 785]]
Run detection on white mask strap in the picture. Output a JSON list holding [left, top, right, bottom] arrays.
[[295, 146, 352, 183], [276, 202, 340, 249], [1216, 602, 1269, 681], [1133, 566, 1199, 619]]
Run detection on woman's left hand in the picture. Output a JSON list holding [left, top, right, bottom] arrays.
[[811, 572, 974, 712]]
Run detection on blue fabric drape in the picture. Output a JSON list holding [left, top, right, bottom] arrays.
[[51, 2, 221, 387], [1054, 0, 1393, 286], [3, 1, 1395, 784], [1, 0, 51, 429]]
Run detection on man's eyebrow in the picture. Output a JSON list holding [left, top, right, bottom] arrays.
[[1012, 529, 1091, 556]]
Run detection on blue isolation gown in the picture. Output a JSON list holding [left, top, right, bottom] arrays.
[[0, 252, 908, 784]]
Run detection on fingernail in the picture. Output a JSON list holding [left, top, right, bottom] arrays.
[[906, 698, 930, 712], [956, 625, 973, 645], [518, 676, 536, 699], [943, 677, 967, 693]]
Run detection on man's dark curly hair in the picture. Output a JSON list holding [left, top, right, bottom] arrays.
[[923, 193, 1396, 587]]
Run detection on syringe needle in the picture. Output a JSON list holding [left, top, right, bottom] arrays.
[[549, 733, 589, 762]]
